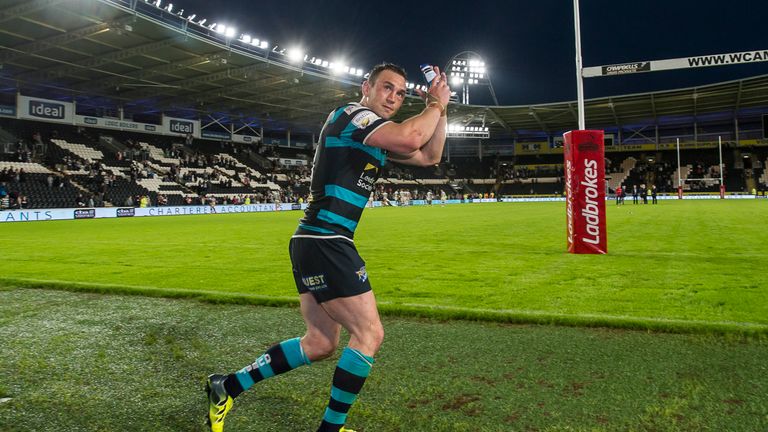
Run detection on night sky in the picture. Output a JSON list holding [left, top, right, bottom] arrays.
[[175, 0, 768, 105]]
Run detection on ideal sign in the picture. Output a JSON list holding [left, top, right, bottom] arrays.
[[29, 101, 65, 119], [170, 120, 194, 134], [163, 116, 200, 137], [18, 96, 74, 124]]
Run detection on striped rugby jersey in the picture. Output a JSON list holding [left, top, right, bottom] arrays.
[[295, 103, 391, 239]]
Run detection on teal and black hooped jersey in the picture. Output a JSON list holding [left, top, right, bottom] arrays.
[[296, 103, 390, 239]]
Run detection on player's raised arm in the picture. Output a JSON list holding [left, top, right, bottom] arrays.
[[363, 67, 451, 165]]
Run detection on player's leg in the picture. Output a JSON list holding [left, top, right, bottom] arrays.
[[206, 293, 340, 431], [315, 291, 383, 432], [300, 292, 342, 361], [205, 240, 333, 431]]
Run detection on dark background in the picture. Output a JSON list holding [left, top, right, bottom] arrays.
[[176, 0, 768, 105]]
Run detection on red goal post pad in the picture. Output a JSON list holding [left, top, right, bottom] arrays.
[[564, 130, 607, 254]]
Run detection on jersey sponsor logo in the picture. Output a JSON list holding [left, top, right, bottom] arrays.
[[351, 111, 379, 129], [302, 274, 328, 292], [357, 163, 379, 192], [356, 266, 368, 282]]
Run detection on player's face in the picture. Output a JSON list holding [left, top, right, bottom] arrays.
[[362, 70, 407, 120]]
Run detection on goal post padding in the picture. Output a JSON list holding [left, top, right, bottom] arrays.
[[564, 130, 607, 254]]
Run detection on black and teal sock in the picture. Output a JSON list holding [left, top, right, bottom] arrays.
[[317, 347, 374, 432], [223, 337, 310, 398]]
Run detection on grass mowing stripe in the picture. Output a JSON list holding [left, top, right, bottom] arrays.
[[0, 277, 299, 307], [1, 288, 767, 432], [1, 200, 766, 329], [3, 277, 766, 336]]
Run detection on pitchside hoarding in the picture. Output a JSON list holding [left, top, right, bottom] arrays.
[[564, 130, 607, 254]]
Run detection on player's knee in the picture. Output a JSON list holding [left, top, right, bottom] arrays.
[[366, 323, 385, 354], [303, 333, 338, 361]]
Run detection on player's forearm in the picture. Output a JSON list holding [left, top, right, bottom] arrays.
[[419, 116, 447, 165], [397, 104, 443, 149]]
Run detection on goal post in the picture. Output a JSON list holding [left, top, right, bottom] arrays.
[[566, 1, 758, 253], [676, 136, 726, 199]]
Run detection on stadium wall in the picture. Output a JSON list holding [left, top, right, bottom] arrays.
[[1, 195, 762, 223]]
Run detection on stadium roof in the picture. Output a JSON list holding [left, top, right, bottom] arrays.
[[2, 0, 768, 137]]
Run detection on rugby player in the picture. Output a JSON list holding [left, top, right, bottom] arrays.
[[205, 62, 450, 432]]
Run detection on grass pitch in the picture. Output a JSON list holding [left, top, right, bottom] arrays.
[[1, 199, 767, 431], [1, 289, 766, 432], [0, 199, 766, 333]]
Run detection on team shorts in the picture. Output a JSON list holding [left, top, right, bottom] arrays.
[[289, 236, 372, 303]]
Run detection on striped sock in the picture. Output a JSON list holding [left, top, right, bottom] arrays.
[[317, 347, 374, 432], [223, 337, 310, 398]]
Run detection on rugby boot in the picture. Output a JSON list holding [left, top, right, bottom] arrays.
[[205, 374, 233, 432]]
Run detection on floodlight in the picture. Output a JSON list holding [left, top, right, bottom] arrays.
[[451, 76, 463, 86], [198, 18, 206, 25], [241, 35, 252, 44], [287, 48, 304, 63], [215, 24, 226, 34], [187, 14, 196, 21], [208, 22, 217, 29], [330, 61, 346, 74], [154, 0, 161, 7], [355, 68, 364, 76], [259, 41, 268, 49], [321, 60, 329, 68], [166, 3, 173, 12], [225, 27, 236, 38]]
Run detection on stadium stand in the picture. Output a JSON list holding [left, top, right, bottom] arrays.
[[0, 1, 766, 210], [3, 113, 767, 210]]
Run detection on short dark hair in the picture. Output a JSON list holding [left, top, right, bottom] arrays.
[[366, 63, 407, 85]]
